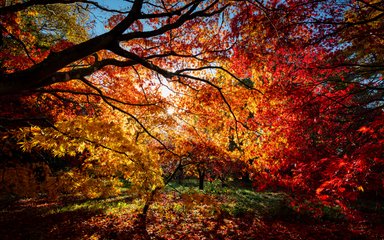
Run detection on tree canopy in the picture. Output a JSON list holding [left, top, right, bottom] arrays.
[[1, 0, 383, 222]]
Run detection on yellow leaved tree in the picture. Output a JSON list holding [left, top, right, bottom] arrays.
[[17, 113, 164, 200]]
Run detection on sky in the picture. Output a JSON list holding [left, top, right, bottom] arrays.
[[90, 0, 132, 36], [87, 1, 175, 99]]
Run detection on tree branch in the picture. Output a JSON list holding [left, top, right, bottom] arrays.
[[79, 77, 178, 156], [0, 0, 145, 96], [0, 0, 133, 15]]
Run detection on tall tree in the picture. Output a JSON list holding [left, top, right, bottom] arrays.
[[229, 0, 383, 214], [1, 0, 383, 219], [0, 1, 246, 220]]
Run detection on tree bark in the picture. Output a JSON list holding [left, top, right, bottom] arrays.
[[135, 187, 158, 239], [0, 0, 144, 96], [198, 167, 205, 190]]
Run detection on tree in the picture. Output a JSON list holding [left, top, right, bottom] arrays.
[[0, 0, 233, 95], [229, 0, 383, 215], [1, 0, 245, 232], [0, 0, 241, 165], [1, 0, 383, 222]]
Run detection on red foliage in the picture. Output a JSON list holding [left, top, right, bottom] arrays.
[[230, 0, 384, 215]]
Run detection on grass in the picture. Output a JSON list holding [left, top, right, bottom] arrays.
[[165, 179, 350, 221], [24, 178, 341, 222], [47, 195, 142, 216], [43, 179, 291, 221], [165, 179, 290, 218], [2, 179, 382, 239]]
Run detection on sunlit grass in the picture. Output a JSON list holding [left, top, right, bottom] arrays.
[[164, 179, 289, 218], [47, 195, 141, 216], [2, 179, 353, 240], [45, 179, 342, 222]]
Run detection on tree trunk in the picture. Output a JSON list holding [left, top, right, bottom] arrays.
[[198, 168, 205, 190], [177, 167, 184, 184], [135, 188, 158, 239]]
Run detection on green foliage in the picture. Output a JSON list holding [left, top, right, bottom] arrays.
[[31, 4, 90, 44], [17, 3, 90, 50]]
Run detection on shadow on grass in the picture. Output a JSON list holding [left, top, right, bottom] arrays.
[[1, 188, 383, 240], [0, 199, 100, 240], [0, 196, 148, 240]]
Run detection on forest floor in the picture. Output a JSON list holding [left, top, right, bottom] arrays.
[[1, 181, 383, 240]]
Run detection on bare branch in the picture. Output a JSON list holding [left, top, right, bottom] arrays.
[[79, 77, 179, 156]]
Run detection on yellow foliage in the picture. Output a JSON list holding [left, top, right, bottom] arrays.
[[357, 186, 364, 192], [16, 116, 165, 200], [59, 170, 122, 199]]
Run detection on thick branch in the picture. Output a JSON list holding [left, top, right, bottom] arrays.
[[0, 0, 81, 14], [38, 89, 157, 107], [0, 0, 131, 15], [0, 32, 114, 95], [0, 0, 144, 96], [120, 0, 228, 41]]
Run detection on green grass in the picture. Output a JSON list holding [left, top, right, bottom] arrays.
[[46, 179, 344, 222], [165, 179, 290, 218], [1, 183, 380, 240], [47, 195, 142, 216]]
